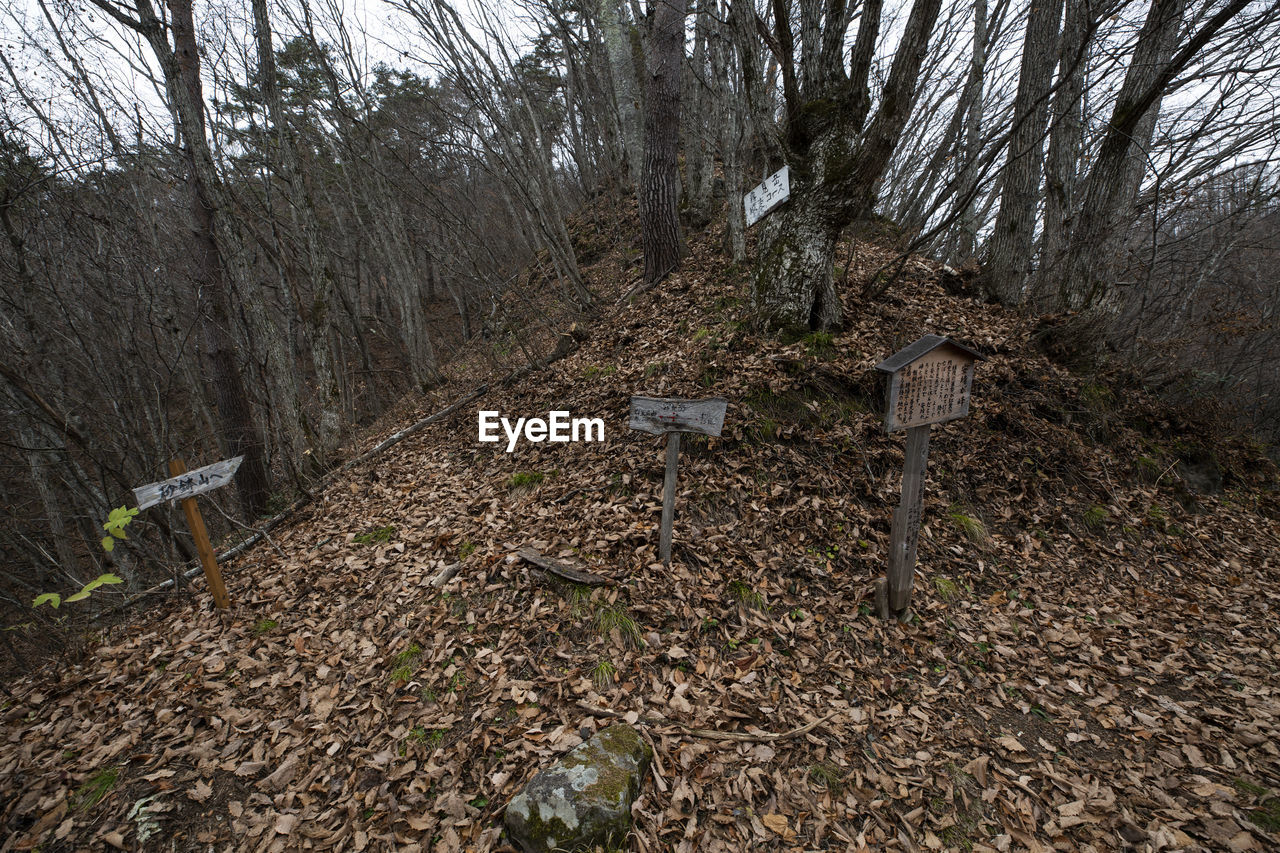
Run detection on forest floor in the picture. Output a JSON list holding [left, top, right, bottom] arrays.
[[2, 198, 1279, 853]]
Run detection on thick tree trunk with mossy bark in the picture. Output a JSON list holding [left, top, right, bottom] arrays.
[[749, 0, 943, 332], [752, 182, 844, 333]]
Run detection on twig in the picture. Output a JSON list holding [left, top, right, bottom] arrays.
[[573, 701, 841, 742], [429, 562, 464, 588]]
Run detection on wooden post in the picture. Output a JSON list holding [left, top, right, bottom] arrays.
[[169, 458, 230, 609], [659, 432, 681, 565], [875, 335, 984, 622], [885, 426, 931, 618]]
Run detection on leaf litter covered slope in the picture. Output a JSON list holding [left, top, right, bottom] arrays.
[[3, 210, 1280, 853]]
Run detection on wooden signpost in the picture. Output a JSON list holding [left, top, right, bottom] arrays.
[[133, 456, 241, 609], [873, 336, 983, 621], [629, 396, 727, 565], [744, 166, 790, 227]]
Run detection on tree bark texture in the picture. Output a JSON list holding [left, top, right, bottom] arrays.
[[144, 0, 273, 518], [982, 0, 1065, 305], [639, 0, 689, 286]]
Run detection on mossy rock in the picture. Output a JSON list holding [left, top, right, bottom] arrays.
[[505, 724, 651, 852]]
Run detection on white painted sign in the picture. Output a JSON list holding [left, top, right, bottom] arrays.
[[629, 397, 727, 437], [133, 456, 243, 510], [744, 166, 790, 227]]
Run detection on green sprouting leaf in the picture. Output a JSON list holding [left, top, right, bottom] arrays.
[[102, 536, 115, 552], [65, 589, 91, 603], [33, 593, 61, 609], [83, 573, 123, 594]]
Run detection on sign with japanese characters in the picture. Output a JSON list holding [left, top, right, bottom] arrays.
[[877, 336, 981, 433], [629, 397, 727, 437], [132, 456, 243, 510], [744, 166, 790, 227]]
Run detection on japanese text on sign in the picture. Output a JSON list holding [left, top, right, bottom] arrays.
[[744, 166, 790, 227], [132, 456, 243, 510], [886, 352, 974, 431], [629, 397, 727, 437]]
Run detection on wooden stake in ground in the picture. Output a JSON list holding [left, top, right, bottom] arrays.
[[132, 456, 241, 609], [629, 396, 727, 565], [167, 458, 230, 609], [873, 336, 983, 622]]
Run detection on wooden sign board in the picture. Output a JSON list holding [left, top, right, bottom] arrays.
[[629, 396, 728, 566], [873, 336, 983, 621], [133, 456, 243, 510], [629, 397, 727, 437], [876, 335, 982, 433], [744, 166, 790, 227]]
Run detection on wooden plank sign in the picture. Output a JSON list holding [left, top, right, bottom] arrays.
[[133, 455, 243, 510], [744, 165, 790, 227], [873, 336, 983, 621], [629, 396, 727, 437], [629, 396, 727, 566]]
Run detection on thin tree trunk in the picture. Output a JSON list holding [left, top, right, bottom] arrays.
[[639, 0, 689, 285]]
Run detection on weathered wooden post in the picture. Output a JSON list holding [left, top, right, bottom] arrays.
[[133, 456, 242, 609], [629, 396, 727, 565], [873, 336, 983, 622]]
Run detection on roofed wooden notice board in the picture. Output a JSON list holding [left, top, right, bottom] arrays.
[[874, 336, 983, 621]]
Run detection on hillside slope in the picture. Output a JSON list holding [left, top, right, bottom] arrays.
[[3, 206, 1279, 853]]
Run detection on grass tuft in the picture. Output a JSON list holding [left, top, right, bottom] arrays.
[[595, 603, 642, 647], [948, 505, 988, 543], [508, 471, 545, 490], [726, 579, 766, 611]]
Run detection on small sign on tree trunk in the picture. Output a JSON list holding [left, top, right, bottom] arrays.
[[744, 166, 790, 227], [629, 396, 727, 566], [873, 336, 983, 621]]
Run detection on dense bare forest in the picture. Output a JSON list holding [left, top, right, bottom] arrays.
[[2, 0, 1278, 649]]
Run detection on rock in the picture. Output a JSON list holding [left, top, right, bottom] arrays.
[[505, 724, 651, 853]]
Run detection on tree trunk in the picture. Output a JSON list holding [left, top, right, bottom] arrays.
[[639, 0, 689, 285], [982, 0, 1064, 305], [250, 0, 341, 465], [1058, 0, 1249, 312], [143, 0, 272, 518], [1033, 0, 1090, 302], [598, 0, 644, 187], [751, 0, 943, 331]]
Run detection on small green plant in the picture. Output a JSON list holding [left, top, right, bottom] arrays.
[[459, 540, 477, 559], [394, 643, 423, 665], [33, 572, 124, 610], [1080, 382, 1115, 410], [591, 657, 618, 689], [808, 762, 844, 792], [948, 505, 988, 543], [353, 525, 397, 544], [1083, 504, 1109, 530], [595, 603, 642, 647], [726, 579, 766, 611], [788, 607, 806, 621], [73, 766, 121, 810], [1232, 779, 1280, 832], [582, 364, 617, 380], [693, 327, 713, 342], [803, 331, 836, 358], [644, 361, 666, 379], [101, 505, 139, 552], [508, 471, 545, 490], [933, 577, 961, 602], [253, 619, 278, 635]]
